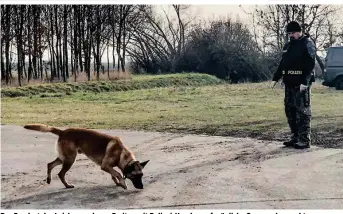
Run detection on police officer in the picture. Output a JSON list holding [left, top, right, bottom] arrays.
[[271, 21, 316, 149]]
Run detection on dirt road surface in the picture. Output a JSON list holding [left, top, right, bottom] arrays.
[[1, 124, 343, 209]]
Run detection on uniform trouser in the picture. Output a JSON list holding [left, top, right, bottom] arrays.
[[284, 85, 311, 145]]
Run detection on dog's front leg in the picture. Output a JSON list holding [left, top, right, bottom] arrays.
[[101, 164, 127, 189], [112, 175, 127, 189]]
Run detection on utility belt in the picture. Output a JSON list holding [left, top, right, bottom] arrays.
[[282, 70, 303, 75]]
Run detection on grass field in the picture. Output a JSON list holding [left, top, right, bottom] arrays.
[[2, 73, 343, 148], [1, 73, 223, 98]]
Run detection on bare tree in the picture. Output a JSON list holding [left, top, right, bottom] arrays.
[[2, 5, 197, 84], [63, 5, 69, 81], [14, 5, 26, 86], [129, 5, 193, 74], [0, 6, 5, 81], [2, 5, 14, 84], [250, 5, 342, 52], [248, 4, 342, 75]]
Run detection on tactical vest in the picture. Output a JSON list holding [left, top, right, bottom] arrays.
[[281, 35, 315, 86]]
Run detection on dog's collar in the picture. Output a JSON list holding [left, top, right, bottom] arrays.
[[123, 159, 138, 177]]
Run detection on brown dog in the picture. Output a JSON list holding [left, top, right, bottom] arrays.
[[23, 124, 149, 190]]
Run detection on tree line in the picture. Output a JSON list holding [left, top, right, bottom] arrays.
[[1, 4, 342, 86], [1, 5, 149, 85]]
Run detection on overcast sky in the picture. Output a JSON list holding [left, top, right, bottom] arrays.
[[156, 4, 252, 25], [192, 4, 251, 22]]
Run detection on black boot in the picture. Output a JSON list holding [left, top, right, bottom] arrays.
[[293, 143, 310, 149], [283, 137, 297, 147]]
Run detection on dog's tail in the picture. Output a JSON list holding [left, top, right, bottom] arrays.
[[23, 124, 63, 136]]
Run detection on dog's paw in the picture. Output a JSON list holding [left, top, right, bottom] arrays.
[[66, 184, 74, 188], [46, 177, 51, 184], [116, 180, 127, 190], [119, 184, 127, 190]]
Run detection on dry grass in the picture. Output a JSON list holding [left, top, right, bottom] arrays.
[[1, 73, 222, 98], [1, 70, 131, 88], [69, 70, 132, 83], [2, 79, 343, 148]]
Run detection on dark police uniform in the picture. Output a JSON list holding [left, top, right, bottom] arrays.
[[272, 27, 316, 149]]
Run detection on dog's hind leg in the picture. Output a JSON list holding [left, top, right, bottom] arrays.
[[56, 141, 77, 188], [58, 154, 76, 188], [47, 157, 62, 184]]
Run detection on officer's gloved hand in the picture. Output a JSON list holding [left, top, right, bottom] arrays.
[[300, 84, 308, 92]]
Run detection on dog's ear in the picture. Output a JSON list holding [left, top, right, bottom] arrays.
[[140, 160, 150, 168]]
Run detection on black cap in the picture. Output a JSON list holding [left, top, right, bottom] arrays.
[[286, 21, 302, 33]]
